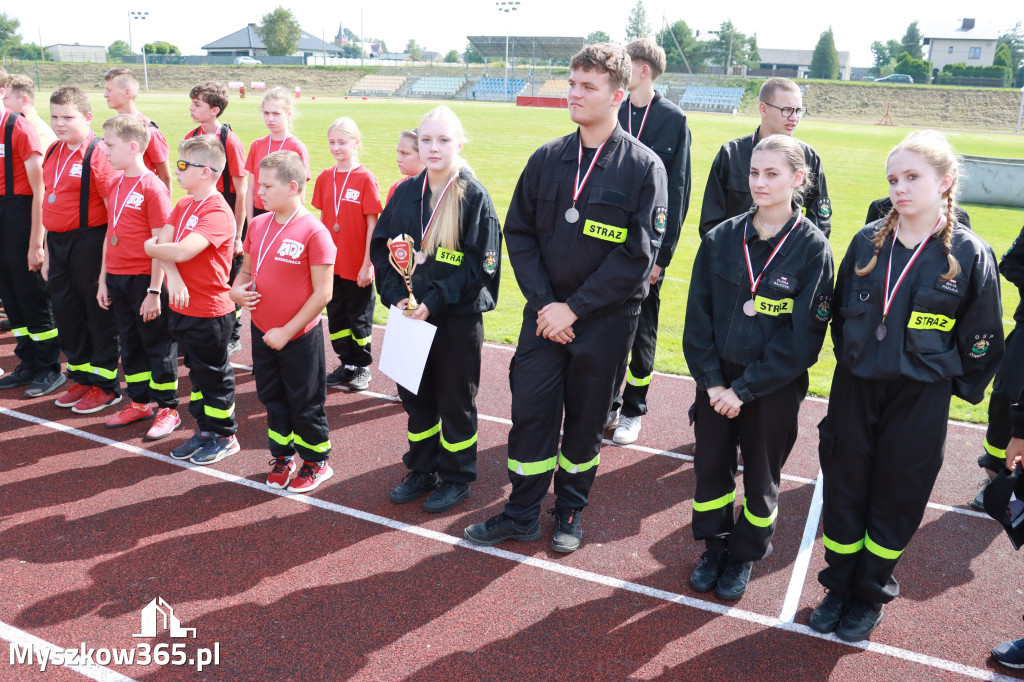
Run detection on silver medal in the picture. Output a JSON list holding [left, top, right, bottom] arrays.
[[875, 322, 887, 341], [743, 299, 757, 316], [332, 222, 340, 233], [110, 235, 118, 246], [565, 207, 579, 224], [47, 193, 56, 204], [415, 250, 427, 265]]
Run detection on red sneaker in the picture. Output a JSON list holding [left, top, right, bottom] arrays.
[[71, 386, 122, 414], [287, 460, 334, 493], [54, 382, 90, 408], [145, 407, 181, 440], [105, 401, 154, 428], [266, 457, 297, 489]]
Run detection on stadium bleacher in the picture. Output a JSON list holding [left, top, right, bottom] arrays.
[[536, 79, 568, 97], [678, 86, 745, 113], [407, 76, 466, 98], [470, 78, 528, 101], [348, 75, 406, 97]]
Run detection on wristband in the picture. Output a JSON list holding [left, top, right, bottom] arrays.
[[147, 288, 161, 296]]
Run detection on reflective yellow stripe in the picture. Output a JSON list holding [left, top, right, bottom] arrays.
[[441, 431, 477, 452], [353, 334, 372, 347], [11, 327, 29, 337], [203, 403, 235, 420], [268, 429, 293, 446], [435, 247, 464, 266], [190, 390, 203, 401], [692, 489, 736, 512], [754, 296, 794, 316], [67, 362, 92, 373], [558, 451, 600, 474], [822, 534, 864, 554], [30, 328, 58, 341], [235, 308, 242, 318], [149, 379, 178, 391], [409, 421, 441, 442], [294, 433, 331, 454], [582, 219, 627, 243], [625, 368, 651, 387], [330, 329, 352, 341], [92, 365, 118, 380], [907, 312, 955, 332], [508, 455, 558, 476], [742, 497, 778, 528], [985, 438, 1007, 460], [124, 371, 152, 384], [864, 533, 903, 560]]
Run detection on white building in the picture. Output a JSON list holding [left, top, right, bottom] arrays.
[[922, 18, 999, 71], [46, 43, 106, 63]]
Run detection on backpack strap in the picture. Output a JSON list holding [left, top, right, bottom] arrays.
[[79, 137, 101, 229], [4, 111, 20, 196]]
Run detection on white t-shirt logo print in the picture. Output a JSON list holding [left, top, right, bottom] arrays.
[[277, 239, 304, 259], [344, 188, 361, 202]]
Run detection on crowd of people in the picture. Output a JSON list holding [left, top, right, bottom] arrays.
[[0, 39, 1022, 661]]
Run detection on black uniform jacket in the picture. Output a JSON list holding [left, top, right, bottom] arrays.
[[698, 126, 831, 239], [866, 197, 971, 229], [683, 209, 834, 404], [617, 92, 691, 269], [831, 222, 1004, 404], [370, 168, 501, 316], [1000, 223, 1024, 326], [504, 124, 668, 319]]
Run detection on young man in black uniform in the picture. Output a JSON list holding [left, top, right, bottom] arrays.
[[607, 38, 692, 445], [698, 77, 831, 239], [463, 43, 668, 554]]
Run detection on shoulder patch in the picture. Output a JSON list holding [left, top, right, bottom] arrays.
[[654, 207, 667, 234], [968, 332, 997, 359], [814, 294, 832, 323], [483, 250, 497, 275], [817, 197, 832, 219]]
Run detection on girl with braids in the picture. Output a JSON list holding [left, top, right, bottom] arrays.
[[809, 130, 1004, 642], [370, 106, 502, 513], [683, 134, 834, 601]]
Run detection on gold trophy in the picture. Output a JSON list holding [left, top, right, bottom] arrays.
[[387, 234, 419, 315]]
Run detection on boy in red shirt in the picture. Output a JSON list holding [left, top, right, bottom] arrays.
[[103, 68, 171, 192], [184, 81, 248, 356], [43, 86, 121, 414], [97, 114, 179, 438], [145, 135, 238, 465], [231, 150, 336, 492]]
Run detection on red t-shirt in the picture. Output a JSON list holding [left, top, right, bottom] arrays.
[[183, 125, 247, 197], [41, 132, 113, 232], [136, 115, 170, 173], [0, 108, 42, 197], [166, 193, 235, 317], [104, 171, 172, 276], [386, 175, 412, 204], [244, 210, 336, 340], [311, 164, 382, 280], [244, 134, 310, 210]]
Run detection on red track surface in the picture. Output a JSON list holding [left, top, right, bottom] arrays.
[[1, 319, 1022, 681]]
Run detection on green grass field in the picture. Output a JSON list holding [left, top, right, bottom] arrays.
[[82, 92, 1024, 422]]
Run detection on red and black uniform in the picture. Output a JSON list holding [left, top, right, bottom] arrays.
[[612, 91, 692, 419], [683, 210, 833, 560], [0, 109, 59, 375], [245, 211, 336, 463], [500, 125, 667, 523], [104, 170, 176, 407], [370, 168, 501, 485], [311, 164, 382, 369], [166, 194, 238, 436], [818, 221, 1004, 605], [42, 132, 119, 392]]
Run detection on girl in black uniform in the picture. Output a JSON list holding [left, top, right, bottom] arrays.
[[683, 134, 834, 601], [810, 130, 1004, 642], [370, 106, 502, 514]]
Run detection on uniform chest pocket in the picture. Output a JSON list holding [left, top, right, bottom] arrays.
[[905, 287, 959, 354], [582, 186, 635, 233], [709, 253, 744, 286], [839, 285, 873, 319], [535, 180, 562, 234]]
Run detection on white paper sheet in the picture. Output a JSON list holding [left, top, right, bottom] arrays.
[[378, 306, 437, 395]]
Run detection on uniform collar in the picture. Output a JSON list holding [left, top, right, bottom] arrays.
[[561, 124, 623, 167], [743, 207, 803, 249]]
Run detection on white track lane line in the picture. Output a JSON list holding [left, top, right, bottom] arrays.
[[0, 406, 1015, 682], [780, 470, 825, 623], [0, 620, 138, 681]]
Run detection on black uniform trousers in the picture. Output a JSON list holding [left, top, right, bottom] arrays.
[[327, 275, 375, 368], [224, 195, 249, 343], [46, 226, 120, 392], [981, 327, 1024, 472], [691, 368, 807, 561], [167, 310, 237, 436], [106, 274, 178, 408], [818, 366, 951, 604], [252, 321, 331, 463], [612, 270, 665, 418], [504, 312, 638, 524], [398, 313, 482, 484], [0, 196, 59, 374]]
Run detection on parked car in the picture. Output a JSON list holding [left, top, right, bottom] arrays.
[[875, 74, 913, 84], [234, 56, 262, 65]]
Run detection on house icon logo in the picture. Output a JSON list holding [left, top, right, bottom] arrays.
[[132, 597, 197, 638]]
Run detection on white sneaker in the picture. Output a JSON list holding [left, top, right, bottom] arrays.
[[613, 415, 642, 445], [604, 408, 620, 431]]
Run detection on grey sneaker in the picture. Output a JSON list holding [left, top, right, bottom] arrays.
[[348, 367, 371, 391], [24, 369, 66, 398], [190, 434, 240, 465], [550, 507, 584, 553]]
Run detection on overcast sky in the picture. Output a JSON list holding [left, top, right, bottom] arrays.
[[7, 1, 1021, 69]]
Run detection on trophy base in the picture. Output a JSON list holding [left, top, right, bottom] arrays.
[[402, 297, 419, 316]]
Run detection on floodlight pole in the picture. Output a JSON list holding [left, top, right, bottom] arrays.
[[129, 11, 149, 91], [496, 1, 520, 102]]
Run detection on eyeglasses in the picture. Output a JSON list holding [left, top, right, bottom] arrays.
[[763, 102, 807, 119], [176, 159, 221, 173]]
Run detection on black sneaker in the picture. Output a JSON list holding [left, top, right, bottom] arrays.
[[0, 318, 10, 331], [464, 513, 541, 546], [836, 600, 884, 642], [550, 507, 584, 553], [808, 592, 848, 633], [24, 370, 66, 398], [390, 470, 438, 503], [714, 557, 754, 600], [170, 429, 208, 460], [423, 481, 471, 513], [689, 548, 728, 593], [348, 367, 371, 391], [0, 364, 35, 389], [991, 636, 1024, 669], [326, 365, 354, 387]]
